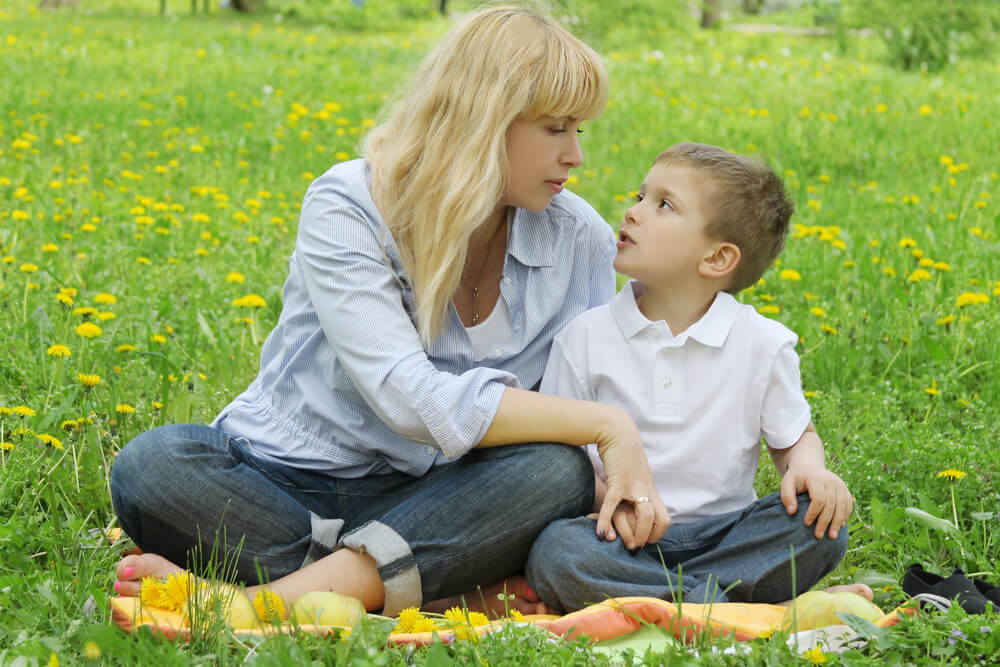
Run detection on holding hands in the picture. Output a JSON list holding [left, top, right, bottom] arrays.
[[591, 409, 670, 549]]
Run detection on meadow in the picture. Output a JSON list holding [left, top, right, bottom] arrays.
[[1, 0, 999, 663]]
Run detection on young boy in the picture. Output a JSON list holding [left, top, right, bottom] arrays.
[[526, 143, 860, 612]]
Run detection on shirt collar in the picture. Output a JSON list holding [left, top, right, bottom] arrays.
[[507, 207, 556, 268], [611, 280, 740, 347]]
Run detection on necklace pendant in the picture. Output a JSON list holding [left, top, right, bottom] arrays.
[[471, 286, 479, 324]]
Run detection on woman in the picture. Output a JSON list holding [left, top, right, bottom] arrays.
[[111, 5, 669, 616]]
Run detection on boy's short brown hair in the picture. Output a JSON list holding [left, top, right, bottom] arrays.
[[656, 143, 794, 293]]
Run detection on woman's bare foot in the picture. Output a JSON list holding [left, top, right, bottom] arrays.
[[113, 553, 184, 597], [422, 575, 553, 617], [777, 583, 875, 606]]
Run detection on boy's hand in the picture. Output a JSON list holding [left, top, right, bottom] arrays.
[[780, 464, 853, 539]]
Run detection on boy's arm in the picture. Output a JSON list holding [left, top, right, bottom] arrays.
[[768, 422, 853, 539]]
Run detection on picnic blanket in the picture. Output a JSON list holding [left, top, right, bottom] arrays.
[[110, 593, 912, 649]]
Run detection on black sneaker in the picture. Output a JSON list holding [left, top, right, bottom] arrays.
[[971, 575, 1000, 609], [901, 563, 989, 614]]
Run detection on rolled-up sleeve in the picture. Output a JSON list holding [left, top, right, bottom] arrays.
[[296, 181, 518, 460]]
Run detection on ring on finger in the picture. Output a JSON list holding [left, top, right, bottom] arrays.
[[633, 496, 651, 505]]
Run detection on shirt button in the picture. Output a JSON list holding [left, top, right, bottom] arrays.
[[426, 446, 435, 455]]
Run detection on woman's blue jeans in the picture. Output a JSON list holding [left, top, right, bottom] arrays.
[[526, 491, 848, 613], [110, 424, 594, 615]]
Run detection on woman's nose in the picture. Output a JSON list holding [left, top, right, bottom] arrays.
[[562, 135, 583, 168]]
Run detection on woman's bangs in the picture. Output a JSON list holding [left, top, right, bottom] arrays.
[[523, 40, 608, 122]]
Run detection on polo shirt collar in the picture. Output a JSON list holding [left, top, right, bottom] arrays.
[[611, 280, 740, 346], [507, 208, 555, 268]]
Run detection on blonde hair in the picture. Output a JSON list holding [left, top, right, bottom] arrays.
[[655, 143, 794, 293], [365, 4, 608, 346]]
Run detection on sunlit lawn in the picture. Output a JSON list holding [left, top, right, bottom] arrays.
[[1, 0, 999, 663]]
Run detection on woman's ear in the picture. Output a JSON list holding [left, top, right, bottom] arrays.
[[699, 242, 740, 279]]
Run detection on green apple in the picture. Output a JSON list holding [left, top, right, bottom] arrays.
[[291, 591, 365, 627], [781, 590, 883, 631]]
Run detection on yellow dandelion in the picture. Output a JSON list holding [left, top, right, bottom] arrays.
[[232, 293, 267, 308], [94, 292, 117, 305], [20, 263, 39, 273], [779, 269, 801, 281], [956, 292, 989, 308], [820, 324, 839, 335], [115, 403, 136, 414], [46, 344, 71, 358], [226, 272, 246, 284], [117, 344, 137, 353], [937, 468, 967, 480], [394, 607, 427, 633], [411, 616, 436, 633], [452, 623, 480, 642], [508, 609, 525, 622], [758, 304, 781, 315], [73, 306, 99, 318], [83, 641, 101, 660], [918, 104, 932, 116], [882, 266, 897, 277], [36, 433, 63, 450], [253, 589, 288, 622], [150, 334, 167, 344], [55, 292, 74, 306], [77, 373, 101, 388], [924, 381, 939, 396], [1, 442, 13, 451], [898, 237, 917, 248], [803, 644, 828, 663], [140, 576, 167, 608], [76, 322, 103, 338], [907, 269, 932, 283], [934, 261, 951, 271], [810, 307, 827, 318], [12, 405, 36, 417], [162, 571, 197, 612], [48, 653, 59, 667]]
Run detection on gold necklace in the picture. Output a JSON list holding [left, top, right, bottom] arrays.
[[462, 222, 506, 324]]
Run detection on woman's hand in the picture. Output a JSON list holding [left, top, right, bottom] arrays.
[[592, 407, 670, 548]]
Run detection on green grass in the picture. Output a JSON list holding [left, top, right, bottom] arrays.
[[1, 0, 999, 663]]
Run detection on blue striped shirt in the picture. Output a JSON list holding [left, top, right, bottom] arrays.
[[212, 159, 616, 477]]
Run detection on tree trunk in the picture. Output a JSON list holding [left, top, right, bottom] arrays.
[[439, 0, 447, 15], [231, 0, 252, 11], [701, 0, 721, 28], [743, 0, 762, 15]]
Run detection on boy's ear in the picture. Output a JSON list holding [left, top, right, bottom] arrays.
[[699, 242, 740, 279]]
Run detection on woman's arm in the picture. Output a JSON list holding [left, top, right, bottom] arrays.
[[479, 387, 670, 546]]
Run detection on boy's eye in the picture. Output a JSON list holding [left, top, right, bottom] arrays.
[[659, 199, 674, 211], [634, 193, 644, 203]]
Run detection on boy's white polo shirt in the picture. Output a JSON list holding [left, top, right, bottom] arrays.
[[541, 281, 812, 524]]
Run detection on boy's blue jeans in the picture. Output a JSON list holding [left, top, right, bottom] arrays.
[[110, 424, 594, 615], [526, 491, 848, 612]]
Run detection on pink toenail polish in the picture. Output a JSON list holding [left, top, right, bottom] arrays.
[[123, 566, 134, 578], [114, 581, 121, 592]]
